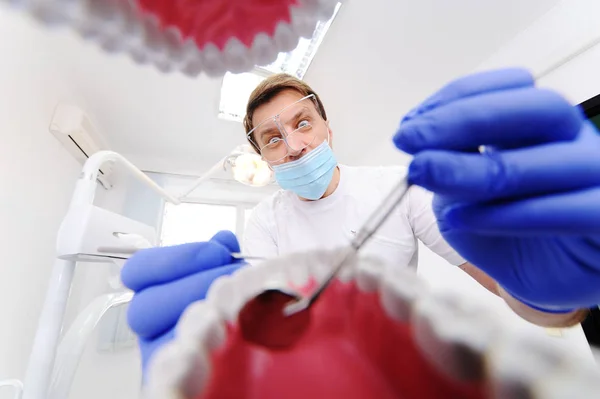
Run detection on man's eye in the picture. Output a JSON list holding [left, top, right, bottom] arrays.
[[267, 137, 282, 145], [297, 119, 310, 129]]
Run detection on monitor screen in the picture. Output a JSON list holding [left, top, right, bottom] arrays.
[[590, 114, 600, 130], [580, 93, 600, 129]]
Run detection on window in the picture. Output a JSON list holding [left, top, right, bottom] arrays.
[[160, 202, 257, 246], [244, 208, 254, 227], [218, 3, 342, 122]]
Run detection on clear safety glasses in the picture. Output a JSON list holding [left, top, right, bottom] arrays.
[[247, 94, 325, 164]]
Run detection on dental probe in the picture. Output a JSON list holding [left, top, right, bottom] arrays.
[[95, 246, 265, 261], [283, 176, 412, 316]]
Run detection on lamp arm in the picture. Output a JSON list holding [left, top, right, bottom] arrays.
[[177, 156, 228, 200], [80, 151, 181, 206]]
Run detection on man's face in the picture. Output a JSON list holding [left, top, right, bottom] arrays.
[[250, 90, 331, 165]]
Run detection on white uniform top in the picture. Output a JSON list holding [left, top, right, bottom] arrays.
[[243, 164, 465, 270]]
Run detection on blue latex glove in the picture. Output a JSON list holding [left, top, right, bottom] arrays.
[[393, 68, 600, 312], [121, 230, 243, 375]]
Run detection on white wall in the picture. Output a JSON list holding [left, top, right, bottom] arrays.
[[0, 8, 80, 397], [475, 0, 600, 104], [0, 9, 145, 399]]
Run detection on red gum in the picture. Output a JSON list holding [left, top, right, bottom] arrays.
[[135, 0, 301, 50], [199, 279, 486, 399]]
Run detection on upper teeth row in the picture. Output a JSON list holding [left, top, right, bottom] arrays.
[[3, 0, 340, 77], [144, 248, 600, 399]]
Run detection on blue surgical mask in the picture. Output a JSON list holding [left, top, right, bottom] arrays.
[[272, 141, 337, 200]]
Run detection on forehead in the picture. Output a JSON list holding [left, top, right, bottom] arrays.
[[252, 90, 312, 127]]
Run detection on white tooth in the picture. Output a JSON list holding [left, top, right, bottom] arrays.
[[29, 1, 71, 26], [412, 291, 499, 381], [145, 341, 195, 399], [179, 348, 212, 398], [379, 265, 427, 322], [290, 7, 318, 38], [300, 0, 321, 12], [355, 256, 384, 292], [251, 33, 279, 67], [99, 34, 126, 53], [181, 41, 204, 77], [304, 248, 358, 284], [274, 22, 301, 53], [335, 252, 357, 283], [206, 274, 241, 322], [306, 250, 334, 282], [222, 38, 252, 74], [316, 0, 339, 20], [487, 335, 571, 399], [283, 256, 311, 287], [234, 264, 279, 300], [74, 0, 122, 39], [163, 27, 186, 64], [176, 300, 226, 353], [155, 57, 174, 73], [118, 1, 146, 51], [201, 43, 226, 78], [142, 17, 171, 67], [130, 46, 150, 65]]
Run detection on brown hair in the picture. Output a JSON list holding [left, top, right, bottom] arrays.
[[243, 73, 327, 153]]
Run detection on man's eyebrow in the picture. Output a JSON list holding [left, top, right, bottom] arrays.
[[287, 107, 311, 123], [257, 126, 280, 141]]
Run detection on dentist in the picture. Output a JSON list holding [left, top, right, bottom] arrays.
[[241, 73, 484, 286], [121, 68, 599, 374]]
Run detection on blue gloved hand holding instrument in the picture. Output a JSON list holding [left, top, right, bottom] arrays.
[[121, 230, 243, 374], [393, 68, 600, 313]]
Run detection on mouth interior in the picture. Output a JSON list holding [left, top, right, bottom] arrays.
[[136, 0, 299, 49], [197, 278, 487, 399], [238, 288, 311, 349]]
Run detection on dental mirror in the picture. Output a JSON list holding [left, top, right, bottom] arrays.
[[238, 288, 311, 349]]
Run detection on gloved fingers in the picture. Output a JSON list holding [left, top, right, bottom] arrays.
[[121, 241, 234, 292], [210, 230, 240, 253], [401, 68, 534, 123], [127, 263, 241, 339], [440, 187, 600, 235], [409, 127, 600, 201], [395, 88, 582, 154]]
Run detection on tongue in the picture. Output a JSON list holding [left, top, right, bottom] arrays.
[[198, 279, 486, 399]]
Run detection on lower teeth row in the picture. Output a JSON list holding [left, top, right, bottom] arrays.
[[146, 249, 600, 398]]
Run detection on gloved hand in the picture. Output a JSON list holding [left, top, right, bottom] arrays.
[[393, 68, 600, 312], [121, 230, 243, 375]]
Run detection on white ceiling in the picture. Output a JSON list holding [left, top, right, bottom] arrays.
[[21, 0, 562, 175]]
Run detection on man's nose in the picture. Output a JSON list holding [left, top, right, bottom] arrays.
[[285, 132, 311, 151]]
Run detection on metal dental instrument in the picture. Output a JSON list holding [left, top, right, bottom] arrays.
[[237, 176, 412, 350], [283, 176, 412, 316], [95, 246, 265, 261]]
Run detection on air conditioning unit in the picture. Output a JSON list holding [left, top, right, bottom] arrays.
[[49, 103, 113, 188]]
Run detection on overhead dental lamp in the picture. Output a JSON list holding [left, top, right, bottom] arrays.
[[177, 144, 273, 200], [226, 145, 273, 187]]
